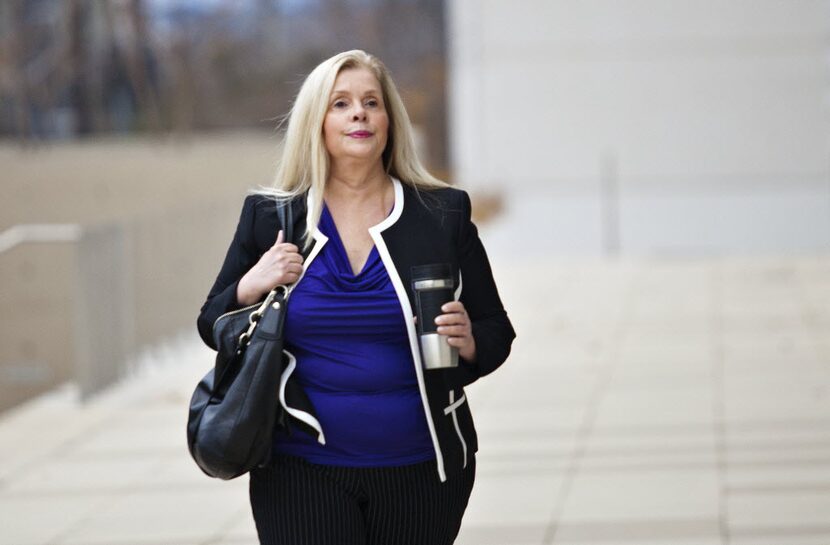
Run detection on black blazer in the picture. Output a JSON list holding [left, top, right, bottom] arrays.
[[197, 178, 516, 481]]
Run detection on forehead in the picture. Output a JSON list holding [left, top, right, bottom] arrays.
[[330, 67, 381, 94]]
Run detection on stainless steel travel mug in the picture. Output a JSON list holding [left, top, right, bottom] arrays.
[[412, 263, 458, 370]]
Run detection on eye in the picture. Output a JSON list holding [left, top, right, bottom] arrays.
[[332, 100, 348, 109], [365, 98, 379, 107]]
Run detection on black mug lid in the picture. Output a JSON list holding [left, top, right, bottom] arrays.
[[411, 263, 452, 282]]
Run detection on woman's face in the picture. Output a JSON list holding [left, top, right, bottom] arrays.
[[323, 67, 389, 167]]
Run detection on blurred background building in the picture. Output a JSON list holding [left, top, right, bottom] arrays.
[[449, 0, 830, 257]]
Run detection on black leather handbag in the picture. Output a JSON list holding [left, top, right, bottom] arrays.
[[186, 200, 294, 480]]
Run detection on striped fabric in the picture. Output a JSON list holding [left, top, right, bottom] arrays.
[[249, 454, 476, 545]]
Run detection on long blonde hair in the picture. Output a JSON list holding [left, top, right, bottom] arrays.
[[253, 49, 448, 248]]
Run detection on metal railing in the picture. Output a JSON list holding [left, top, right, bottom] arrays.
[[0, 201, 241, 413], [0, 224, 82, 254]]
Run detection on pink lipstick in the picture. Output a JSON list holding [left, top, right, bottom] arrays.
[[348, 131, 373, 138]]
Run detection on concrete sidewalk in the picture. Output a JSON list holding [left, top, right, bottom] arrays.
[[2, 255, 830, 544]]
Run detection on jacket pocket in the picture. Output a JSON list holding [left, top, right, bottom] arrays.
[[444, 389, 468, 468]]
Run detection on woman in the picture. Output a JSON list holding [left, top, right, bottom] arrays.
[[197, 50, 515, 545]]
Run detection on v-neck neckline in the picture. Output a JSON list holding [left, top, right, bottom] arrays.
[[320, 203, 385, 278], [320, 181, 397, 278]]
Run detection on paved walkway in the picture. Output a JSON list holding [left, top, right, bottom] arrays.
[[2, 254, 830, 544]]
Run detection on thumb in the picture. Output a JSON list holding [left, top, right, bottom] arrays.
[[274, 229, 284, 246]]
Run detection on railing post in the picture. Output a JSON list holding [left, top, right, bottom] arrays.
[[600, 150, 620, 257], [72, 223, 135, 400]]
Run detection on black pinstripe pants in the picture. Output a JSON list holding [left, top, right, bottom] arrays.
[[249, 454, 476, 545]]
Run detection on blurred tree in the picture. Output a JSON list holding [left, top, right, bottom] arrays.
[[0, 0, 448, 172]]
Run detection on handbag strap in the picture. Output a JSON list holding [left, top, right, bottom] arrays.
[[276, 197, 293, 245], [237, 198, 295, 349]]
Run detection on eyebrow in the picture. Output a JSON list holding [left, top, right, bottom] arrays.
[[330, 89, 381, 97]]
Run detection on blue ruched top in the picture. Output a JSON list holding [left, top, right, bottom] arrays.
[[271, 203, 435, 466]]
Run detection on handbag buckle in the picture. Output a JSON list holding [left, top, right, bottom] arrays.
[[237, 285, 289, 348]]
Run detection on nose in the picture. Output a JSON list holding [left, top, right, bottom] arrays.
[[351, 103, 367, 122]]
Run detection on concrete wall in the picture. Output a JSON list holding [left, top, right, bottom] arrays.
[[448, 0, 830, 256]]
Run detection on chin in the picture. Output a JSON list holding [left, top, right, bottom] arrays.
[[341, 150, 383, 162]]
